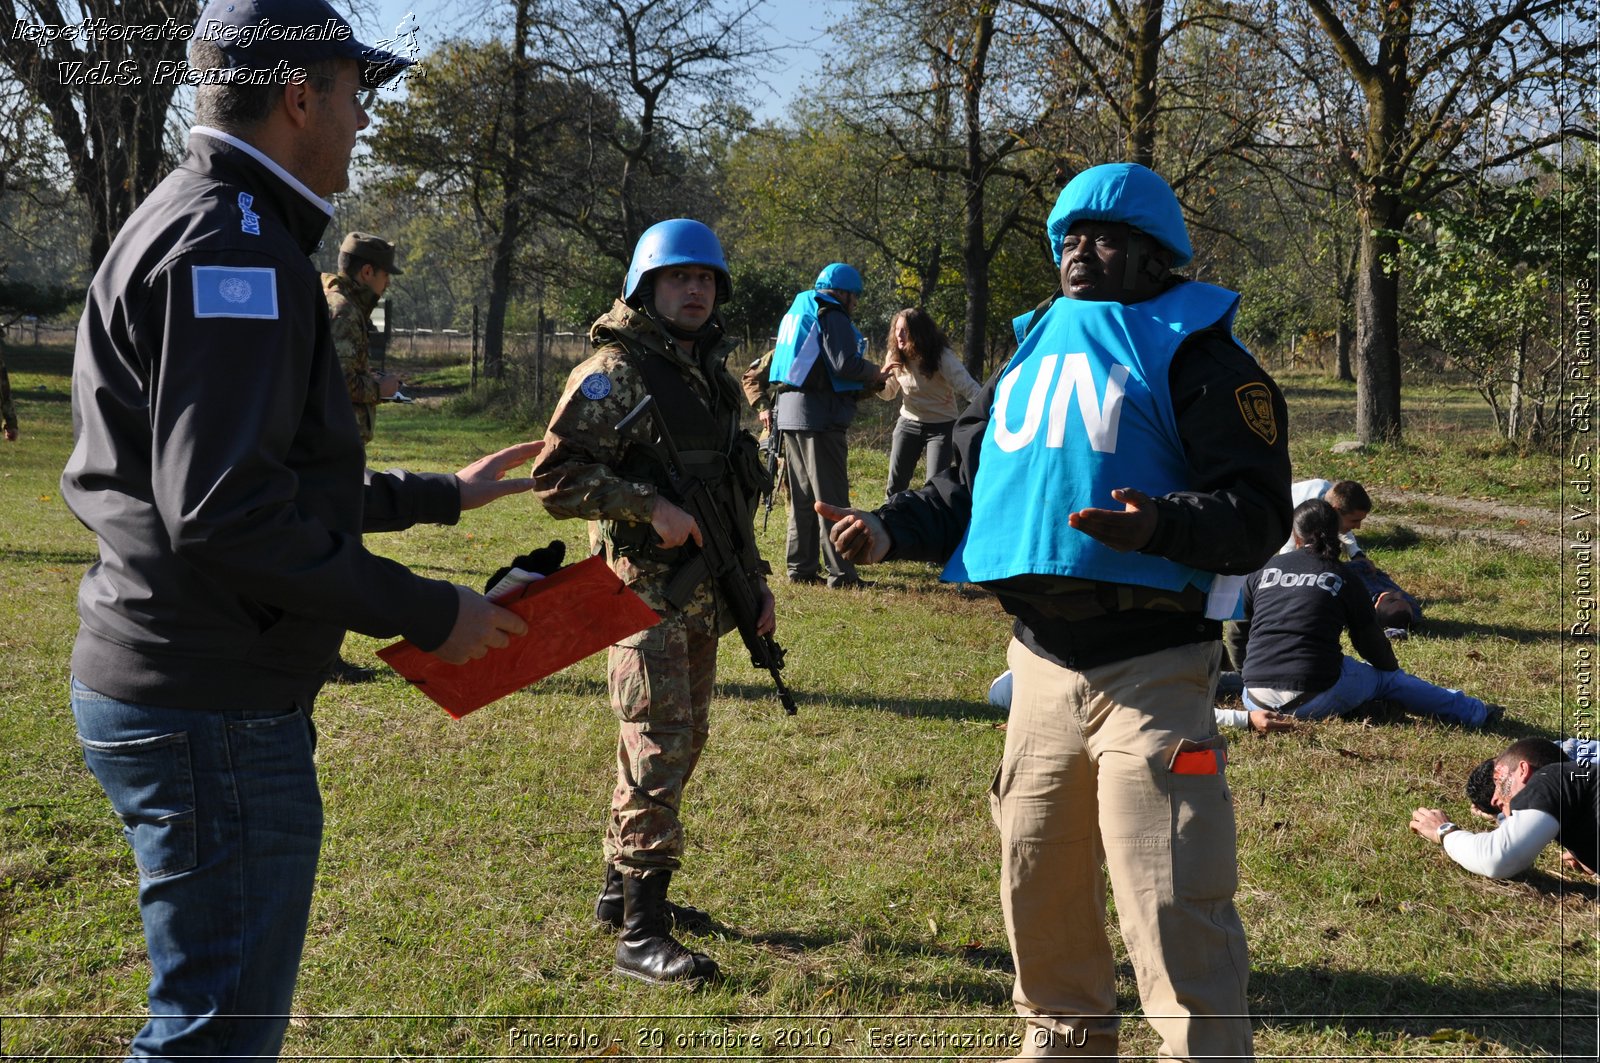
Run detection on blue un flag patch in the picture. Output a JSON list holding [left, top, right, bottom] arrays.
[[192, 265, 279, 320]]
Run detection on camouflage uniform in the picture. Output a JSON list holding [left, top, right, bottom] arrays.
[[533, 299, 769, 872], [323, 271, 381, 443], [0, 342, 16, 440]]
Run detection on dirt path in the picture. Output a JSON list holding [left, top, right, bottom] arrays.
[[1367, 488, 1565, 558]]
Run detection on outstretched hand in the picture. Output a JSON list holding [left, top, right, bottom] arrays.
[[457, 440, 543, 511], [815, 500, 891, 565], [1068, 487, 1159, 552]]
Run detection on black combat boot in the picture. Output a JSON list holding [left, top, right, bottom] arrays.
[[595, 863, 712, 932], [613, 870, 719, 985]]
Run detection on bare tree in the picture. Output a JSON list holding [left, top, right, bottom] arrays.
[[537, 0, 771, 256], [1271, 0, 1595, 444], [0, 0, 190, 267]]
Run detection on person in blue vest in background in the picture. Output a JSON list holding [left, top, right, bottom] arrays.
[[816, 163, 1291, 1060], [769, 263, 886, 588]]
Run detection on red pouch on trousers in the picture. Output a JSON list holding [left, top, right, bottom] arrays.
[[377, 555, 659, 719]]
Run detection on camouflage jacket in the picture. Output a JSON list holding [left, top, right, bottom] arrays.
[[532, 299, 768, 633], [322, 271, 379, 441]]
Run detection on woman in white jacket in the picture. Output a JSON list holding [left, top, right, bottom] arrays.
[[877, 307, 981, 498]]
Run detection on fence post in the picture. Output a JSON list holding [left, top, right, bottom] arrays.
[[536, 305, 547, 413], [471, 303, 480, 391]]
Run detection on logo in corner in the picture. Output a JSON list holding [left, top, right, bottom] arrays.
[[1235, 382, 1277, 445]]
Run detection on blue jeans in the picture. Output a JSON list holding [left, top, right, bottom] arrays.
[[885, 416, 955, 498], [1244, 656, 1488, 727], [71, 678, 323, 1061]]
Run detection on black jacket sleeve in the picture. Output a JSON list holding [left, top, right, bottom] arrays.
[[876, 369, 992, 560], [1140, 328, 1292, 575], [1342, 567, 1399, 670]]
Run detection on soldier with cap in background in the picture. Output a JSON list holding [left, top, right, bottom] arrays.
[[325, 231, 403, 445], [323, 231, 405, 682], [532, 218, 776, 986]]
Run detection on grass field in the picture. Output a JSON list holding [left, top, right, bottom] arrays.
[[0, 342, 1593, 1060]]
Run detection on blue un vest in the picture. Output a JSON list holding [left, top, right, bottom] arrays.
[[769, 290, 866, 392], [945, 282, 1247, 618]]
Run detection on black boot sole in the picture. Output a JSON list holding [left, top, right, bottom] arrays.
[[611, 961, 716, 986]]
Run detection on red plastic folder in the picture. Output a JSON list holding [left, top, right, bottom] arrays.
[[378, 555, 659, 719]]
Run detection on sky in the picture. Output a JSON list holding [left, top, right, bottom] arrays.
[[356, 0, 847, 122]]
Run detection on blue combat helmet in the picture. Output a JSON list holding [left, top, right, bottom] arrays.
[[1046, 163, 1194, 268], [623, 219, 732, 304], [813, 262, 864, 294]]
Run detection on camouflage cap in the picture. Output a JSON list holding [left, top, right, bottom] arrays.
[[340, 231, 403, 274]]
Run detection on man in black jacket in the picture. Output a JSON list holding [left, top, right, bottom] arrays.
[[61, 2, 537, 1057], [818, 163, 1289, 1060]]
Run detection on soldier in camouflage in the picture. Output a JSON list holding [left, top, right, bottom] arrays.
[[323, 231, 402, 445], [532, 219, 775, 986]]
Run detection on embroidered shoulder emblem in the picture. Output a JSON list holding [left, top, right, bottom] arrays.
[[238, 192, 260, 236], [1235, 382, 1278, 445], [192, 265, 278, 319], [579, 372, 613, 400]]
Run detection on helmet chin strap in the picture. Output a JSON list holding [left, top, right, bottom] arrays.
[[1121, 231, 1172, 296]]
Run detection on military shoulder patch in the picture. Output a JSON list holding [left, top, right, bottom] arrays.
[[579, 372, 613, 400], [192, 265, 278, 319], [1235, 382, 1278, 445]]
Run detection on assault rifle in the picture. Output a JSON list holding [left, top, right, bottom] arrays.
[[616, 395, 799, 716], [758, 430, 781, 533]]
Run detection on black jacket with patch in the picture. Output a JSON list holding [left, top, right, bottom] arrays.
[[62, 131, 462, 711]]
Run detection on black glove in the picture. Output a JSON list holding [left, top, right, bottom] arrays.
[[483, 540, 567, 594]]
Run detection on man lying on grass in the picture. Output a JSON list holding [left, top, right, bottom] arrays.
[[1411, 738, 1599, 879]]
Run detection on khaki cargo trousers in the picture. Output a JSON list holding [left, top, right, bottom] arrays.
[[992, 638, 1253, 1061]]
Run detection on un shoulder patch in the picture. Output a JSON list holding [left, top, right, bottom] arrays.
[[192, 265, 278, 319], [579, 372, 612, 400], [1235, 382, 1278, 445]]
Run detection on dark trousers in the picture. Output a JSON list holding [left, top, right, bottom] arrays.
[[885, 416, 955, 498]]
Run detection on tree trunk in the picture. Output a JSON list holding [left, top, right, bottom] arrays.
[[1126, 0, 1164, 167], [483, 0, 534, 379], [1335, 320, 1354, 382], [1507, 322, 1527, 442], [960, 3, 995, 379], [1352, 213, 1403, 444]]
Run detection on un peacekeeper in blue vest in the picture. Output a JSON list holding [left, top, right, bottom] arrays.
[[769, 262, 886, 587], [817, 163, 1291, 1060]]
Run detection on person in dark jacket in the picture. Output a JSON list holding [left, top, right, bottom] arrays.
[[817, 162, 1289, 1061], [60, 3, 539, 1057], [1240, 500, 1499, 726]]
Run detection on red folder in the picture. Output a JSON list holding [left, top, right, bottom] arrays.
[[378, 555, 659, 719]]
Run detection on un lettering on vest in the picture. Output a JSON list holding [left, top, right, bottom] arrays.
[[776, 311, 802, 347], [1259, 568, 1344, 595], [992, 352, 1128, 454]]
